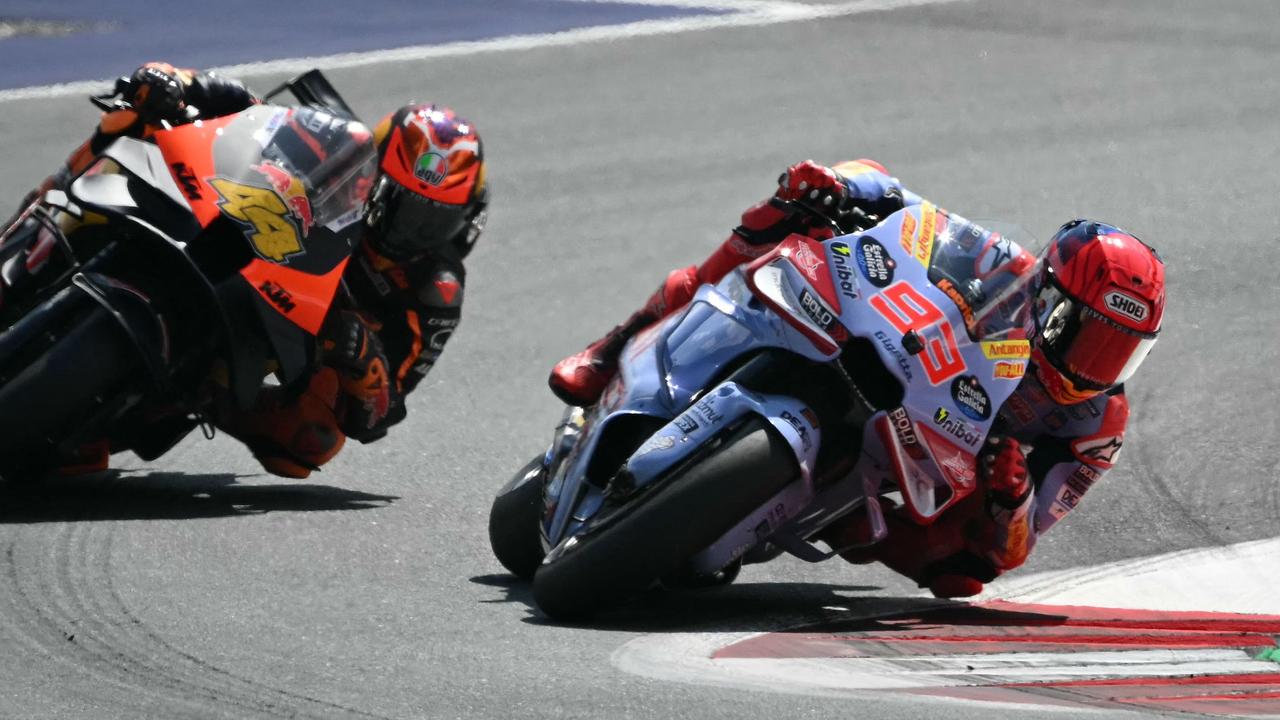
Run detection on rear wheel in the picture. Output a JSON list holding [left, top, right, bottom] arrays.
[[488, 456, 549, 580], [531, 417, 798, 621]]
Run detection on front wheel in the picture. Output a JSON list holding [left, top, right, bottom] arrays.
[[532, 417, 798, 621], [488, 456, 549, 581], [0, 291, 144, 475]]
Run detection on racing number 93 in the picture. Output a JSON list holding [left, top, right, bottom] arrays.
[[869, 282, 965, 385], [209, 178, 304, 262]]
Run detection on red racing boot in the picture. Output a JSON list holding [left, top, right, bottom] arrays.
[[548, 266, 699, 406]]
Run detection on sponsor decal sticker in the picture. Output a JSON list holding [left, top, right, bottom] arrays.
[[932, 407, 983, 447], [855, 236, 895, 288], [793, 242, 822, 282], [888, 407, 926, 460], [674, 414, 699, 434], [935, 277, 975, 330], [1073, 435, 1123, 466], [635, 434, 675, 457], [798, 289, 840, 335], [993, 361, 1026, 380], [414, 151, 448, 185], [1104, 290, 1148, 323], [950, 375, 992, 421], [980, 339, 1031, 360], [780, 411, 813, 451], [828, 241, 859, 301], [209, 177, 305, 262], [874, 330, 914, 382]]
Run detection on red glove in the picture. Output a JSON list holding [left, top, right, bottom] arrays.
[[776, 160, 849, 209], [979, 435, 1031, 509]]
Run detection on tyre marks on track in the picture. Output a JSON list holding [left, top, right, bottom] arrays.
[[0, 521, 393, 719]]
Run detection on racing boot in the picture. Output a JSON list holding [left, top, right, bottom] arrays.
[[53, 439, 111, 476], [548, 266, 699, 406], [218, 369, 347, 479]]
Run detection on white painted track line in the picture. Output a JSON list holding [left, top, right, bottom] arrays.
[[0, 0, 970, 103]]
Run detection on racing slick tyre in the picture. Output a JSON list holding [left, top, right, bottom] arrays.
[[0, 294, 142, 477], [489, 455, 549, 580], [532, 417, 798, 621]]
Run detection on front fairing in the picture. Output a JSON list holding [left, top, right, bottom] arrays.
[[829, 205, 1028, 522], [541, 272, 827, 547]]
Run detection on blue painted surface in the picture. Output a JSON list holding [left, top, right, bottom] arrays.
[[0, 1, 722, 90]]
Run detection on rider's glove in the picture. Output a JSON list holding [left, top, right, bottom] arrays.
[[322, 310, 395, 443], [121, 63, 190, 122], [979, 435, 1031, 510], [776, 160, 850, 219]]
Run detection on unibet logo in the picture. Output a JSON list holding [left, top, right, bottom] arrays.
[[1104, 291, 1147, 323]]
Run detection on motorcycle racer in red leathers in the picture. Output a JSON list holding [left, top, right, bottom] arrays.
[[549, 159, 1165, 598], [2, 63, 487, 479]]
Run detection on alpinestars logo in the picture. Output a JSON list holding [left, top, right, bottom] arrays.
[[1073, 435, 1123, 466]]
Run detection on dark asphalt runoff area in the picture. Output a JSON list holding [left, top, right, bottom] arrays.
[[0, 1, 1277, 718]]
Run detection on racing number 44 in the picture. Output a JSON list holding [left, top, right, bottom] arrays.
[[869, 282, 965, 385]]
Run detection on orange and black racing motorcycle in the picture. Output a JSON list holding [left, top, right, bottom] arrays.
[[0, 71, 376, 479]]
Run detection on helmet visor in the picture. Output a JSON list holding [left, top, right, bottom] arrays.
[[1036, 277, 1158, 390], [380, 188, 469, 258]]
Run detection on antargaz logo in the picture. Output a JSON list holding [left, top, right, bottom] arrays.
[[415, 151, 448, 185]]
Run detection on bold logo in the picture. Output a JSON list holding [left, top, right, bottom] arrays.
[[980, 340, 1031, 360], [209, 178, 304, 262], [793, 242, 822, 282], [828, 242, 859, 300], [257, 280, 295, 313], [170, 162, 201, 200], [888, 407, 926, 460], [855, 236, 895, 288], [950, 375, 992, 421], [1104, 290, 1148, 323], [932, 407, 982, 447], [414, 151, 448, 185], [1074, 435, 1123, 466], [874, 330, 914, 381], [799, 289, 837, 333], [994, 361, 1027, 380]]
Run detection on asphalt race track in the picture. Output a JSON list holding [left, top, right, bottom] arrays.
[[0, 1, 1278, 718]]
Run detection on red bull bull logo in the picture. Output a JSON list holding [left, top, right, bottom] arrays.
[[253, 162, 313, 234]]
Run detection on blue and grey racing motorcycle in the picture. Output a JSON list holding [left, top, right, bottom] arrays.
[[489, 203, 1036, 620]]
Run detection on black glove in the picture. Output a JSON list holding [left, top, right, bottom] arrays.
[[121, 63, 188, 122]]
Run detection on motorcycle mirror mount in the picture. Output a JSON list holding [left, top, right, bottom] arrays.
[[902, 329, 925, 355]]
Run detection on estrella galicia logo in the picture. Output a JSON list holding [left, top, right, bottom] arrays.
[[855, 236, 895, 288], [950, 375, 991, 421]]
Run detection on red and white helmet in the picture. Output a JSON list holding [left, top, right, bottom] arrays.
[[1029, 220, 1165, 404], [366, 103, 487, 259]]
